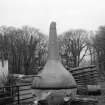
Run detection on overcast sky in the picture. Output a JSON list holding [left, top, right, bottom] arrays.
[[0, 0, 105, 35]]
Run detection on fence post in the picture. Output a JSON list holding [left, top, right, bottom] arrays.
[[17, 86, 20, 105]]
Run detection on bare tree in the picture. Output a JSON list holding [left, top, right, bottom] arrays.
[[92, 26, 105, 77], [59, 29, 89, 68], [0, 26, 47, 74]]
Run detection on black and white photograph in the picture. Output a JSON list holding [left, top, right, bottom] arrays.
[[0, 0, 105, 105]]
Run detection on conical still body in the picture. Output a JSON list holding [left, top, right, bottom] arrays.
[[32, 22, 77, 104]]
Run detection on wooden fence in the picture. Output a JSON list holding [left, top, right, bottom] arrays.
[[69, 65, 100, 95], [0, 83, 34, 105], [0, 65, 100, 104]]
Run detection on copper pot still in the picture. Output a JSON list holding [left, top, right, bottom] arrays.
[[32, 22, 77, 105]]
